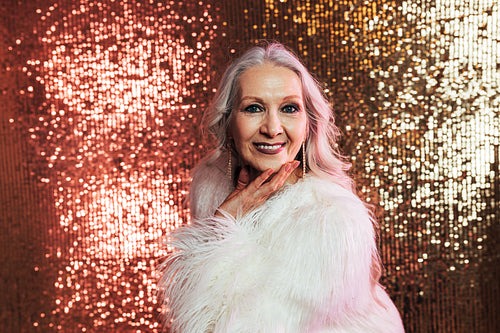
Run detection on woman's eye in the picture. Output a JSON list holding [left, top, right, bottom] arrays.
[[243, 104, 263, 113], [282, 104, 299, 113]]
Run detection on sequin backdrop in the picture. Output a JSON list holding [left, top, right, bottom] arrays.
[[0, 0, 498, 332]]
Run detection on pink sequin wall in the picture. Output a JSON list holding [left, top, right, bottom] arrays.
[[0, 0, 498, 332]]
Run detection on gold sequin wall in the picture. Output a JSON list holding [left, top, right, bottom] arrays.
[[0, 0, 498, 332]]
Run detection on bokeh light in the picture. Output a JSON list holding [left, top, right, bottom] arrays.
[[1, 0, 498, 332]]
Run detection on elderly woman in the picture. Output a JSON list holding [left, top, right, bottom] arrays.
[[158, 42, 405, 332]]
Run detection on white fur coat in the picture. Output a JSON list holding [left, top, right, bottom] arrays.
[[158, 154, 405, 332]]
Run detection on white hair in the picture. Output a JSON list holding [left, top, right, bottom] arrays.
[[206, 42, 354, 190]]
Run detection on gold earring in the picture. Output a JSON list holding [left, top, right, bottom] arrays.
[[227, 141, 232, 179], [302, 141, 306, 178]]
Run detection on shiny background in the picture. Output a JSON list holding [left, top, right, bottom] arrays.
[[0, 0, 498, 332]]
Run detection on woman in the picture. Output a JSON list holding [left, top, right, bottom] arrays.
[[158, 42, 405, 332]]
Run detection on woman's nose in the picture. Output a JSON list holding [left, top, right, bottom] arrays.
[[260, 111, 283, 137]]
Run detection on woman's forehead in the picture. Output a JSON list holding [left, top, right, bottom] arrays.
[[237, 64, 302, 98]]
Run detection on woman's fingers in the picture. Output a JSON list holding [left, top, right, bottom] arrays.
[[253, 161, 299, 198], [218, 161, 300, 218], [236, 167, 250, 191], [252, 168, 275, 188], [266, 160, 299, 191], [245, 161, 298, 209]]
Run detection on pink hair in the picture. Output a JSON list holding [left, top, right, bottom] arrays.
[[206, 42, 354, 190]]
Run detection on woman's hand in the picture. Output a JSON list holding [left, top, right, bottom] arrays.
[[216, 160, 300, 219]]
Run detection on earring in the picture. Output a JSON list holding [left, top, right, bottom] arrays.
[[227, 140, 232, 179], [302, 141, 306, 178]]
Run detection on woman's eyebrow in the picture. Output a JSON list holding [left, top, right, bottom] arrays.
[[239, 96, 264, 103], [240, 95, 302, 102], [281, 95, 302, 101]]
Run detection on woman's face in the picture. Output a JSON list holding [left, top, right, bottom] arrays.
[[230, 63, 308, 174]]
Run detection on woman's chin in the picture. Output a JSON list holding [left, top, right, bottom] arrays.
[[247, 161, 285, 174]]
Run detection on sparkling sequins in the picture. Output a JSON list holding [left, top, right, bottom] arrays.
[[1, 0, 498, 331]]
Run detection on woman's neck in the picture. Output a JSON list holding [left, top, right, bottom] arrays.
[[246, 164, 303, 185]]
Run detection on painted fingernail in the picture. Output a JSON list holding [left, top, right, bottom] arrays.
[[293, 160, 300, 168], [285, 163, 291, 172]]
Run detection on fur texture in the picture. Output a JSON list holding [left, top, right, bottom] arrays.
[[158, 154, 405, 332]]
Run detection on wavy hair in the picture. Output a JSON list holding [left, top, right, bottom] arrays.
[[206, 42, 354, 190]]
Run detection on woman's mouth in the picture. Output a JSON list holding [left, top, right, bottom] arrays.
[[253, 142, 286, 154]]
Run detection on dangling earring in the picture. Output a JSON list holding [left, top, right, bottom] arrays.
[[227, 140, 232, 180], [302, 141, 306, 178]]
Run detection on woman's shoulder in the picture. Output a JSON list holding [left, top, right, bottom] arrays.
[[297, 174, 364, 207], [189, 151, 234, 220], [191, 151, 228, 183], [282, 174, 375, 231]]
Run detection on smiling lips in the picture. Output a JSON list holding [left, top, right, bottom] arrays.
[[253, 142, 286, 154]]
